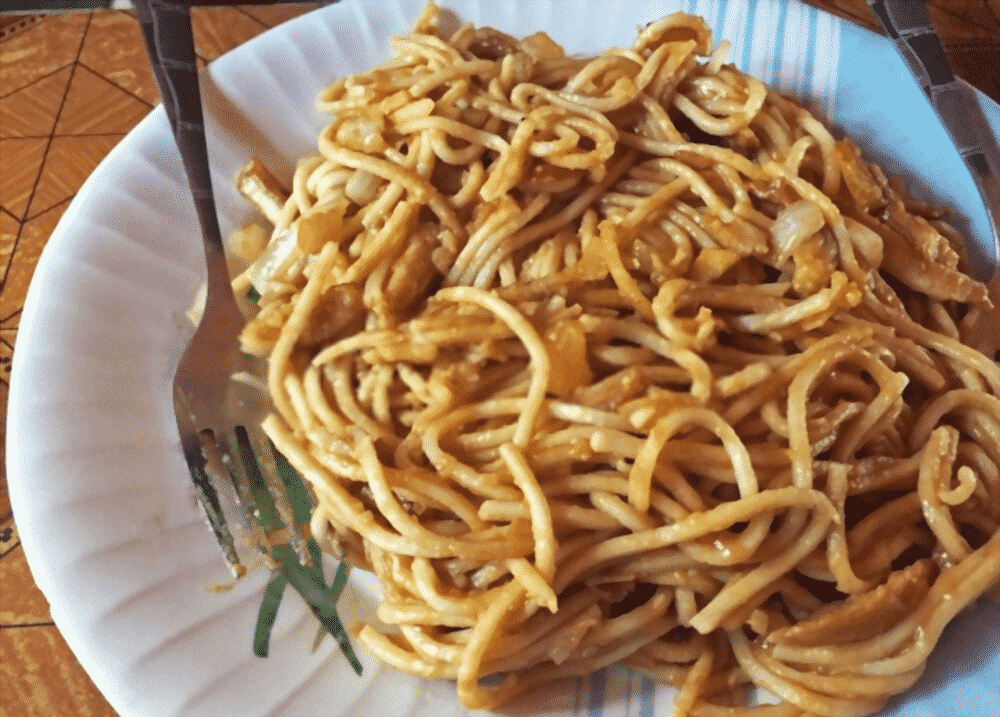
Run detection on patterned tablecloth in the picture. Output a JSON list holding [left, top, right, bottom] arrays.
[[1, 2, 998, 715]]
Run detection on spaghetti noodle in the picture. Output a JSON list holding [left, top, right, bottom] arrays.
[[230, 5, 1000, 715]]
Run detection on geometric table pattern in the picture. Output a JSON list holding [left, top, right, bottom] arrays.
[[0, 2, 997, 716]]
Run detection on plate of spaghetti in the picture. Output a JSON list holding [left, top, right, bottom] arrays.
[[9, 1, 1000, 716]]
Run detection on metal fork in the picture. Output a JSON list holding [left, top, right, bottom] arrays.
[[134, 0, 361, 669], [134, 0, 259, 575], [867, 0, 1000, 358]]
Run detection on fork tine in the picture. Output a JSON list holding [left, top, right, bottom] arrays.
[[173, 391, 246, 577], [229, 421, 313, 565], [251, 426, 313, 563]]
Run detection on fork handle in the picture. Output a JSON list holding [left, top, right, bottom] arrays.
[[134, 0, 228, 272], [868, 0, 1000, 262]]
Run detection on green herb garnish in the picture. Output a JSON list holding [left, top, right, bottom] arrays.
[[233, 426, 362, 673], [253, 572, 288, 658], [269, 544, 363, 674]]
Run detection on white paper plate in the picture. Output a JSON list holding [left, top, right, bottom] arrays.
[[9, 1, 1000, 716]]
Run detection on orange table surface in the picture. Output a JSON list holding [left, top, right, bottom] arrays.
[[1, 2, 998, 716]]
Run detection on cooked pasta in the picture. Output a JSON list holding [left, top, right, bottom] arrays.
[[230, 5, 1000, 715]]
